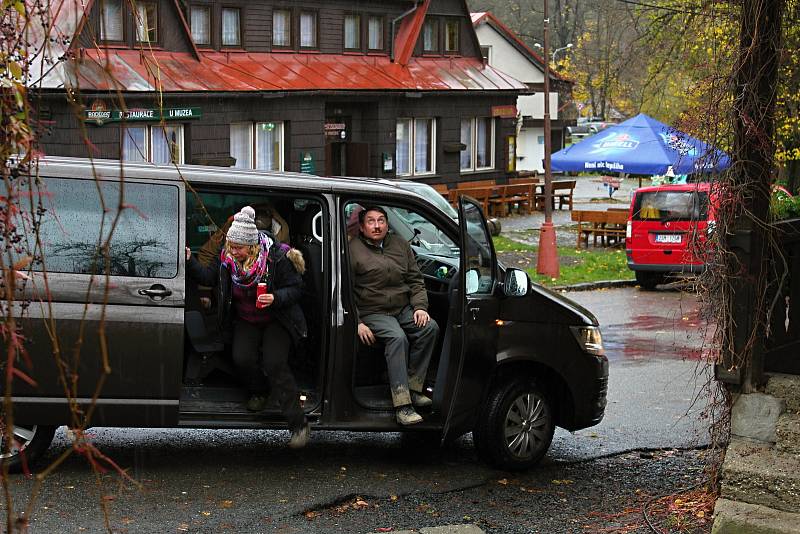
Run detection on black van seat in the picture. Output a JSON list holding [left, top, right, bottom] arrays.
[[184, 310, 233, 384]]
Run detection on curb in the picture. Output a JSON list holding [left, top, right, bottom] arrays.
[[552, 279, 637, 292]]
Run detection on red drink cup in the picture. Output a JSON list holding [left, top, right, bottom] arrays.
[[256, 282, 267, 309]]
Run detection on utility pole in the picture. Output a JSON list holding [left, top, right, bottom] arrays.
[[536, 0, 559, 277]]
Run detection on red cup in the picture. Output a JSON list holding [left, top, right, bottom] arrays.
[[256, 282, 267, 309]]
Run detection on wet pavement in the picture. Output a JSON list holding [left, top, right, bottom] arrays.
[[4, 286, 716, 534]]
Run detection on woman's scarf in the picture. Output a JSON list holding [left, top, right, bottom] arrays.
[[220, 232, 273, 288]]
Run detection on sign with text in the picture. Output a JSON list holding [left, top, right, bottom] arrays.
[[84, 104, 202, 126], [491, 105, 518, 118]]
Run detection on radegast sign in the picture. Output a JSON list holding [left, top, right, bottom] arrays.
[[85, 103, 202, 125]]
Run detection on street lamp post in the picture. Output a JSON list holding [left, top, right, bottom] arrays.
[[536, 0, 559, 278], [552, 43, 573, 63]]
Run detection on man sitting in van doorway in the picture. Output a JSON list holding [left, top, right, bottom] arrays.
[[350, 206, 439, 425]]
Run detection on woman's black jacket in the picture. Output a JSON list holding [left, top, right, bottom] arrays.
[[186, 237, 308, 344]]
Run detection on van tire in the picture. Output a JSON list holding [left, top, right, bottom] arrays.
[[636, 271, 663, 290], [0, 423, 56, 473], [473, 377, 554, 471]]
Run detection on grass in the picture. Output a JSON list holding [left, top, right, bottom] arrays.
[[492, 235, 634, 287]]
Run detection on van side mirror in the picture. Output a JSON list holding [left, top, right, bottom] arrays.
[[503, 268, 529, 297]]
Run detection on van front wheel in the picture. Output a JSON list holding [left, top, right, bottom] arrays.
[[0, 422, 56, 473], [473, 377, 554, 470]]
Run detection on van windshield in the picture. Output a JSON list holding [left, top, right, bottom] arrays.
[[633, 191, 709, 222]]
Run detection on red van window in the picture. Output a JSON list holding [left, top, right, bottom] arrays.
[[633, 191, 709, 222]]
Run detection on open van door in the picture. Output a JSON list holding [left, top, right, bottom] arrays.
[[441, 197, 500, 441]]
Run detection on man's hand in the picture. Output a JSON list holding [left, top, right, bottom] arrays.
[[257, 293, 275, 307], [413, 309, 430, 327], [358, 322, 376, 345], [185, 247, 192, 261]]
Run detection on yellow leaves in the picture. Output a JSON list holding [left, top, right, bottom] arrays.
[[551, 479, 574, 485]]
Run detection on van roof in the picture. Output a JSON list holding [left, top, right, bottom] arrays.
[[34, 156, 432, 200]]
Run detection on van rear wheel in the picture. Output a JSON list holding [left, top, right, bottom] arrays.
[[636, 271, 663, 290], [0, 422, 56, 473], [473, 377, 554, 470]]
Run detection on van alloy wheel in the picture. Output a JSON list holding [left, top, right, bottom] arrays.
[[0, 421, 56, 473], [504, 392, 549, 460], [473, 377, 555, 470]]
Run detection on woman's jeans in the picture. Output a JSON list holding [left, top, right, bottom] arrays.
[[232, 320, 306, 431]]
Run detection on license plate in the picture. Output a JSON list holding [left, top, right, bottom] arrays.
[[655, 234, 682, 244]]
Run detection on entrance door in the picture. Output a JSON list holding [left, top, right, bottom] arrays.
[[442, 197, 500, 440], [346, 143, 370, 176]]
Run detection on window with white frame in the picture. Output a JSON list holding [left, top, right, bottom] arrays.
[[190, 5, 211, 45], [396, 118, 436, 177], [135, 1, 158, 43], [122, 125, 184, 164], [299, 11, 317, 48], [230, 122, 284, 171], [272, 9, 291, 47], [222, 8, 241, 46], [344, 14, 360, 50], [460, 117, 494, 172], [100, 0, 123, 41]]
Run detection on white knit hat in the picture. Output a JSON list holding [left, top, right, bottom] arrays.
[[226, 206, 259, 245]]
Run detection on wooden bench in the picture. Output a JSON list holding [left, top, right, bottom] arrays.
[[451, 186, 499, 216], [487, 183, 535, 216], [572, 209, 629, 248], [534, 179, 577, 211]]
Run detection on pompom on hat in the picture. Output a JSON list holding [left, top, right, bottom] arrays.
[[226, 206, 259, 245]]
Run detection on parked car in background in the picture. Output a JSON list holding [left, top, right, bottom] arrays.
[[626, 182, 716, 289]]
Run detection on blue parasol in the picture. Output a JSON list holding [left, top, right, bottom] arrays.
[[552, 113, 730, 175]]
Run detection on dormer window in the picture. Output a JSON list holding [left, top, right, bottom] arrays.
[[344, 14, 360, 50], [367, 16, 383, 50], [422, 19, 438, 53], [135, 1, 158, 43], [445, 20, 459, 53], [222, 7, 241, 47], [100, 0, 123, 41], [273, 9, 291, 47], [299, 11, 317, 48], [190, 6, 211, 46]]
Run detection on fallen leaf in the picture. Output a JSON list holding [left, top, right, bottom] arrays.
[[220, 500, 234, 508], [375, 528, 393, 532], [201, 511, 211, 517], [497, 478, 508, 485], [390, 495, 398, 502]]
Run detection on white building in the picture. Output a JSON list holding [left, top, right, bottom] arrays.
[[472, 12, 575, 173]]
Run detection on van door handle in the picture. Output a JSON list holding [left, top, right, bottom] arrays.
[[138, 284, 172, 301], [469, 307, 480, 321]]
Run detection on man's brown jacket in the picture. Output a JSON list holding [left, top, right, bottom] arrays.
[[349, 232, 428, 319]]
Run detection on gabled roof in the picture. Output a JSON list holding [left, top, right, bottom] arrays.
[[471, 11, 572, 83], [29, 1, 525, 93]]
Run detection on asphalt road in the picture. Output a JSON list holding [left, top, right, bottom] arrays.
[[5, 287, 716, 534]]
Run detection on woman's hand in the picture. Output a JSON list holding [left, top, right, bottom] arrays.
[[185, 247, 192, 261], [257, 293, 275, 307]]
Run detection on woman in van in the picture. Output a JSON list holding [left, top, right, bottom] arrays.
[[186, 206, 310, 449]]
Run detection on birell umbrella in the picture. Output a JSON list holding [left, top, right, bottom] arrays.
[[552, 113, 731, 175]]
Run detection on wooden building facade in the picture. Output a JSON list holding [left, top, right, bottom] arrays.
[[36, 0, 526, 186]]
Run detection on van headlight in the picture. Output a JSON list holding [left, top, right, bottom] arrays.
[[570, 326, 605, 356]]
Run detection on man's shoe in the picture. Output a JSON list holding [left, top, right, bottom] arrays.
[[411, 392, 432, 408], [396, 406, 423, 425], [289, 423, 310, 449], [245, 395, 268, 412]]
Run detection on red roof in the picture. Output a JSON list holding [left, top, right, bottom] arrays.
[[68, 49, 526, 93]]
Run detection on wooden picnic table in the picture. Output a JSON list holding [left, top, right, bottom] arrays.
[[571, 209, 629, 248]]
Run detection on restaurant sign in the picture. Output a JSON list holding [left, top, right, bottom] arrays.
[[84, 101, 202, 125]]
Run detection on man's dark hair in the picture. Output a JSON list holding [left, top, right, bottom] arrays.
[[358, 205, 388, 224]]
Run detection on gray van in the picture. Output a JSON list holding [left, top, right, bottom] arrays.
[[4, 157, 608, 472]]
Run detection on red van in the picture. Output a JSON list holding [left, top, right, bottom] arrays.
[[626, 182, 716, 289]]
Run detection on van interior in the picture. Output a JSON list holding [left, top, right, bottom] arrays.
[[182, 189, 327, 422], [182, 192, 460, 423]]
